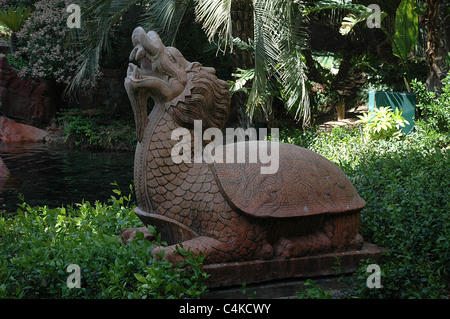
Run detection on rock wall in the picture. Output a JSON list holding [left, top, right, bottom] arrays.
[[0, 54, 57, 128], [78, 67, 130, 115]]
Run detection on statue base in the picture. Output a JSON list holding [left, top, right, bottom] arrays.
[[202, 242, 386, 293]]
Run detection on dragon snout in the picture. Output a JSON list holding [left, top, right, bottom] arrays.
[[131, 27, 162, 59]]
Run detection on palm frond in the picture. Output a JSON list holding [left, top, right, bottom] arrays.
[[65, 0, 142, 96], [0, 6, 31, 32], [278, 49, 310, 125], [194, 0, 233, 52], [228, 67, 255, 95], [140, 0, 192, 46], [247, 0, 310, 125]]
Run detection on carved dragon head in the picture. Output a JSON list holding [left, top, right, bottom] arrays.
[[125, 27, 230, 142]]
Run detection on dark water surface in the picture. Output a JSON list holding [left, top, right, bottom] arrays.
[[0, 143, 135, 214]]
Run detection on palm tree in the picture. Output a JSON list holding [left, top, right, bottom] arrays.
[[0, 6, 31, 52], [68, 0, 311, 127]]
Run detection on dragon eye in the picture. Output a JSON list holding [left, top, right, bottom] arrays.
[[167, 52, 176, 63]]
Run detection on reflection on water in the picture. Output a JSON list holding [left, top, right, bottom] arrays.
[[0, 143, 135, 214]]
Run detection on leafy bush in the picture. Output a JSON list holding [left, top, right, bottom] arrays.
[[278, 126, 365, 170], [411, 74, 450, 134], [356, 106, 410, 140], [296, 279, 332, 299], [0, 186, 209, 299], [283, 125, 449, 299], [59, 111, 104, 147], [409, 74, 450, 148], [349, 144, 449, 298], [56, 110, 137, 150], [134, 248, 209, 299], [11, 0, 99, 92], [0, 24, 11, 40]]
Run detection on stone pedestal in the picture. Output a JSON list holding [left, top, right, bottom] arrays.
[[202, 242, 386, 295]]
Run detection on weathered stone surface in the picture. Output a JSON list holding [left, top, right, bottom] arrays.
[[118, 226, 155, 244], [0, 54, 57, 128], [0, 116, 49, 142], [123, 28, 377, 270], [202, 242, 387, 288]]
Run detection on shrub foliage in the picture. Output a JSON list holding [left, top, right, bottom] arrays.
[[10, 0, 99, 92], [0, 186, 209, 299], [279, 122, 449, 298]]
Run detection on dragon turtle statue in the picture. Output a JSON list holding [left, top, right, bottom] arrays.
[[122, 27, 365, 265]]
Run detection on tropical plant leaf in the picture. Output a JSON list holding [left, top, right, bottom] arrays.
[[228, 68, 254, 95], [312, 51, 342, 74], [140, 0, 192, 46], [339, 9, 387, 36], [66, 0, 142, 95], [246, 0, 310, 124], [278, 49, 310, 124], [194, 0, 233, 52], [0, 6, 31, 32], [392, 0, 418, 61]]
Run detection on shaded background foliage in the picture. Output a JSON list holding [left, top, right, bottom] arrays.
[[1, 0, 448, 129]]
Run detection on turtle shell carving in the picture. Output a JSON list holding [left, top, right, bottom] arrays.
[[211, 141, 365, 218]]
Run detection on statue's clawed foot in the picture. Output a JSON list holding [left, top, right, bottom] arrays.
[[274, 233, 333, 258], [152, 236, 230, 264], [119, 226, 155, 245], [275, 237, 308, 258]]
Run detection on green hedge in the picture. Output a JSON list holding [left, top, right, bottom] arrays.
[[0, 186, 209, 299], [280, 125, 449, 298]]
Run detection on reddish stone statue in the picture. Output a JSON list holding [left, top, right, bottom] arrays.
[[122, 27, 365, 265]]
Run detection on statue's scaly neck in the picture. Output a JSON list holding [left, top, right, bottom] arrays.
[[135, 103, 165, 212], [135, 102, 193, 214]]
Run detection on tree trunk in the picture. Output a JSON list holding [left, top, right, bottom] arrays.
[[10, 32, 18, 53], [425, 0, 448, 93], [225, 0, 254, 129], [230, 0, 254, 70]]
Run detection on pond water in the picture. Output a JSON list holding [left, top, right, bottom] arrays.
[[0, 143, 135, 215]]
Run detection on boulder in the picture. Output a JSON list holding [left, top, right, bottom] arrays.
[[0, 116, 49, 142]]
